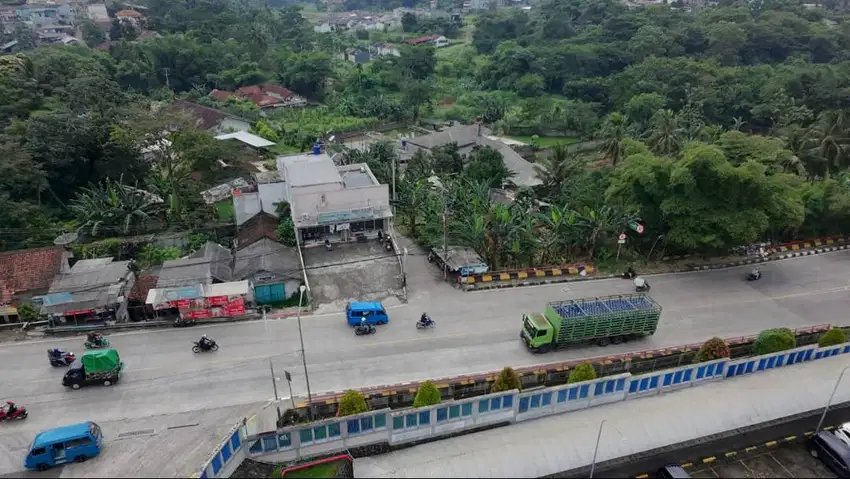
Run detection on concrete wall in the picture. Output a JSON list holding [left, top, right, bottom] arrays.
[[291, 185, 390, 224]]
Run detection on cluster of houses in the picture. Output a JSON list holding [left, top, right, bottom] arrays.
[[0, 1, 156, 52]]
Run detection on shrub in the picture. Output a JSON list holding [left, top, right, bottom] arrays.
[[276, 216, 297, 247], [412, 380, 442, 407], [17, 303, 39, 322], [752, 328, 796, 355], [568, 362, 597, 383], [337, 390, 369, 417], [819, 327, 848, 347], [694, 336, 731, 363], [490, 366, 522, 392]]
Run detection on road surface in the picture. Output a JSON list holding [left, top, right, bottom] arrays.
[[0, 251, 848, 475]]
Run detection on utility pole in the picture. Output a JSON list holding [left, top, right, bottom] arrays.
[[442, 202, 449, 281], [391, 152, 397, 219], [163, 68, 170, 90], [296, 285, 314, 421]]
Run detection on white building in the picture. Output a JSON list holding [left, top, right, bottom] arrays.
[[277, 152, 392, 244]]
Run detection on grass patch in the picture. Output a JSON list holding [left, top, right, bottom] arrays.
[[214, 200, 234, 222], [275, 460, 343, 478], [508, 136, 580, 147]]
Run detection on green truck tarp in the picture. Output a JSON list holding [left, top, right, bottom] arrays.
[[81, 349, 121, 373]]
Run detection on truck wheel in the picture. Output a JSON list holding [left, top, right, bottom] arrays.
[[103, 380, 112, 387], [75, 455, 87, 463], [612, 336, 624, 344], [71, 383, 81, 390], [597, 337, 611, 347], [536, 345, 550, 354], [37, 464, 49, 471]]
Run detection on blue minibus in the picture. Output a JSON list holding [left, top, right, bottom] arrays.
[[25, 421, 103, 471], [345, 301, 389, 326]]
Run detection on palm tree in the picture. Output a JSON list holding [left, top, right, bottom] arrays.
[[647, 109, 682, 156], [70, 176, 162, 237], [809, 110, 850, 172], [731, 117, 746, 132], [533, 145, 578, 199], [780, 125, 824, 180], [599, 112, 628, 166]]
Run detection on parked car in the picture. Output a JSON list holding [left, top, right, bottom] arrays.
[[810, 431, 850, 478], [656, 464, 691, 479], [834, 422, 850, 448]]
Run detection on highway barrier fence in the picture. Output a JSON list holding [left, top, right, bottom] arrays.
[[192, 333, 850, 477]]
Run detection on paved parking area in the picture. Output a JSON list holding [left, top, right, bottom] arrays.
[[688, 443, 836, 479]]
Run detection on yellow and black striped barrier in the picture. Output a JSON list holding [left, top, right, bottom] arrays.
[[458, 264, 595, 286], [633, 426, 836, 478]]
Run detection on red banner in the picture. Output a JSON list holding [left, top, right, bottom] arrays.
[[207, 296, 229, 307], [64, 309, 94, 316], [184, 309, 212, 319], [224, 303, 245, 316], [170, 299, 192, 309]]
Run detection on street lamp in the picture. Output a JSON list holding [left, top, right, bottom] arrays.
[[816, 365, 850, 433], [295, 285, 314, 421], [589, 419, 606, 479]]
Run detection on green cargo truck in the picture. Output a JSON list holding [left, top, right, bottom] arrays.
[[62, 349, 124, 389], [521, 293, 662, 353]]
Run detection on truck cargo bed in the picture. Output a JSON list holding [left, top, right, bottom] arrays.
[[546, 293, 662, 347]]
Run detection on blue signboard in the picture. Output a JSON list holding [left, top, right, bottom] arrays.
[[317, 208, 374, 225], [163, 286, 202, 301], [35, 292, 73, 306]]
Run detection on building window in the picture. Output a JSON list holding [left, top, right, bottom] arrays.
[[300, 226, 330, 240]]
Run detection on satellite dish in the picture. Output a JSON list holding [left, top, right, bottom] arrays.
[[53, 232, 79, 247]]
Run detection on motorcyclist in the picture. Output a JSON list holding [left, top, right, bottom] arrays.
[[420, 312, 431, 326], [87, 332, 102, 345], [49, 348, 63, 358], [6, 402, 17, 416], [751, 268, 761, 279], [634, 276, 647, 289], [198, 334, 212, 349], [624, 267, 636, 279]]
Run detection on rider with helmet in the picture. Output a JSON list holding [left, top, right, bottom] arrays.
[[420, 312, 432, 326]]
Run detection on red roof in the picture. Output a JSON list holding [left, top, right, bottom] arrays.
[[0, 246, 66, 294], [406, 34, 441, 45], [210, 89, 233, 102], [116, 9, 143, 18], [262, 84, 294, 97], [235, 85, 288, 108]]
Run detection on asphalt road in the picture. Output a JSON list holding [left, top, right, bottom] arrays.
[[590, 402, 850, 478], [0, 251, 849, 474]]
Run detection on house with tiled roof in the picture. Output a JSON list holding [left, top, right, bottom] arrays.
[[116, 9, 144, 25], [216, 84, 307, 109], [406, 34, 448, 47], [168, 100, 251, 134]]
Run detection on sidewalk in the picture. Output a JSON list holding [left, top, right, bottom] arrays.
[[354, 354, 850, 478]]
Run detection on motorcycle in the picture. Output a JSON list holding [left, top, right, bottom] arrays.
[[747, 271, 762, 281], [47, 349, 75, 367], [416, 317, 436, 329], [84, 337, 110, 349], [0, 402, 27, 421], [354, 323, 376, 336], [621, 270, 636, 279], [173, 318, 197, 328], [634, 277, 651, 292], [192, 340, 219, 353]]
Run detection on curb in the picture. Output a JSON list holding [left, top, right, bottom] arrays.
[[633, 426, 836, 478], [462, 245, 849, 291]]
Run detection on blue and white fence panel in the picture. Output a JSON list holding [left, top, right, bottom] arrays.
[[203, 340, 850, 477], [192, 420, 247, 479]]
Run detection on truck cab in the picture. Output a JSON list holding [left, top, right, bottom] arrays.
[[521, 313, 554, 352]]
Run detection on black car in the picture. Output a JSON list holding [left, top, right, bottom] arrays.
[[810, 431, 850, 478]]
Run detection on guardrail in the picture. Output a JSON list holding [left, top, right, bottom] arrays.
[[0, 320, 48, 331], [237, 339, 850, 468]]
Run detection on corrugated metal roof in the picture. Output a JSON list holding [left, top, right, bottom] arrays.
[[49, 259, 130, 293], [233, 238, 300, 280], [157, 242, 232, 288], [215, 131, 276, 149]]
